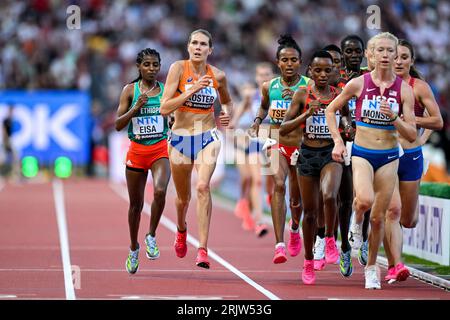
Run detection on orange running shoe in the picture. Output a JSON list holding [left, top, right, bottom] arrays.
[[234, 198, 250, 219], [174, 230, 187, 258], [242, 212, 255, 231]]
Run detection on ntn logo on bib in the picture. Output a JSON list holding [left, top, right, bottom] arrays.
[[132, 115, 164, 135]]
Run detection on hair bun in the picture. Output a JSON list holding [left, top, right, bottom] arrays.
[[278, 34, 294, 45]]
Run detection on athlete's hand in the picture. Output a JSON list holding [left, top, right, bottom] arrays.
[[247, 122, 260, 138], [379, 99, 396, 120], [191, 75, 212, 93], [332, 140, 347, 163], [134, 94, 149, 110], [306, 101, 320, 117], [282, 88, 295, 100], [219, 110, 231, 128]]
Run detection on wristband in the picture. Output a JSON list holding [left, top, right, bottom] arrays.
[[254, 116, 263, 124], [391, 114, 398, 121]]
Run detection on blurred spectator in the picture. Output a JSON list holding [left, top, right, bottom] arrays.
[[1, 0, 449, 173], [1, 104, 20, 181]]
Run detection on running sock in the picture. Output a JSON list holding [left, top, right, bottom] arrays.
[[275, 242, 286, 249], [317, 227, 325, 239]]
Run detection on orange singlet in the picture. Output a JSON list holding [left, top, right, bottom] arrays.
[[175, 60, 219, 114]]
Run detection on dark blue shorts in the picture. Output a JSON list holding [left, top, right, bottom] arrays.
[[169, 128, 219, 161], [351, 143, 399, 172], [398, 146, 423, 181]]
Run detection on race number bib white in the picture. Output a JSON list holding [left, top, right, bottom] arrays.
[[132, 115, 164, 135], [361, 96, 399, 122], [269, 99, 290, 123], [305, 114, 339, 138]]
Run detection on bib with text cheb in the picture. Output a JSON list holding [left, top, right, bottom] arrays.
[[305, 107, 340, 140], [132, 115, 164, 139]]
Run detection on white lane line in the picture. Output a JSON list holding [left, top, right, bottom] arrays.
[[110, 183, 281, 301], [52, 179, 76, 300]]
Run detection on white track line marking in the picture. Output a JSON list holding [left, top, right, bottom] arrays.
[[110, 183, 281, 300], [52, 179, 76, 300]]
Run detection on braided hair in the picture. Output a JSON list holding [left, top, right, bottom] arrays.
[[276, 34, 302, 60], [130, 48, 161, 83]]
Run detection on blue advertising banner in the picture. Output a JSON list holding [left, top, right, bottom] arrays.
[[0, 90, 91, 165]]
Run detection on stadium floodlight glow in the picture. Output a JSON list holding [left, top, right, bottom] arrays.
[[22, 156, 39, 178], [54, 156, 72, 178]]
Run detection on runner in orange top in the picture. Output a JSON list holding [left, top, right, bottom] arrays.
[[160, 29, 233, 269]]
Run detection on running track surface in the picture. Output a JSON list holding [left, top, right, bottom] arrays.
[[0, 178, 448, 300]]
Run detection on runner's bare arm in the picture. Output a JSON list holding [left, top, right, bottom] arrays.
[[415, 80, 443, 131], [115, 84, 142, 131], [279, 88, 308, 135], [386, 82, 416, 142], [247, 81, 270, 137], [326, 78, 361, 146]]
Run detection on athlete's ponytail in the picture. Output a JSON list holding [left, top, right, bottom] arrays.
[[398, 39, 423, 80], [276, 34, 302, 59], [130, 48, 161, 84]]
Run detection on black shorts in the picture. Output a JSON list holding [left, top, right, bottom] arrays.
[[297, 143, 337, 177]]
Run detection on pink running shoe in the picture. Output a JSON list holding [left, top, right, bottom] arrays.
[[394, 263, 410, 282], [325, 237, 340, 264], [302, 259, 316, 285], [174, 230, 187, 258], [313, 258, 325, 271], [234, 199, 250, 219], [273, 246, 287, 264], [287, 221, 302, 257], [195, 247, 210, 269], [384, 266, 396, 282]]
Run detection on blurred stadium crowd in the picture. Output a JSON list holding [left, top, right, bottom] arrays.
[[1, 0, 449, 174]]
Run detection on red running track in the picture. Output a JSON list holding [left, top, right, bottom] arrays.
[[0, 178, 448, 300]]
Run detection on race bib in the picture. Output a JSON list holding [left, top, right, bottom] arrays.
[[132, 115, 164, 135], [269, 99, 291, 124], [305, 114, 339, 139], [361, 96, 399, 125], [184, 84, 217, 110]]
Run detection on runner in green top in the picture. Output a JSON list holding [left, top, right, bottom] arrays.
[[115, 48, 171, 274], [127, 79, 168, 145], [249, 34, 311, 265]]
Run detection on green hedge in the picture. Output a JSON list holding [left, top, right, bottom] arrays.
[[419, 182, 450, 199]]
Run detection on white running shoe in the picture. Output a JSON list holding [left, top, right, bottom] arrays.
[[313, 236, 326, 270], [348, 213, 363, 250], [365, 265, 381, 289]]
